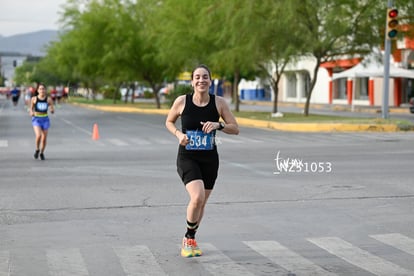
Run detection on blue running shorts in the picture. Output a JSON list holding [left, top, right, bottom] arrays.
[[32, 116, 50, 130]]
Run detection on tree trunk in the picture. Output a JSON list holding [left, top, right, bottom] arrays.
[[154, 92, 161, 109], [114, 83, 121, 104], [271, 76, 280, 114], [303, 59, 321, 116], [149, 83, 161, 109], [272, 84, 279, 114], [130, 82, 136, 104], [233, 69, 240, 112], [123, 86, 129, 104]]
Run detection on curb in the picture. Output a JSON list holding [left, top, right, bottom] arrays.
[[76, 103, 169, 115], [235, 118, 403, 132], [72, 103, 413, 132]]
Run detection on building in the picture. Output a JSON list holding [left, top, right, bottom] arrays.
[[0, 52, 27, 87], [323, 33, 414, 107], [248, 30, 414, 108]]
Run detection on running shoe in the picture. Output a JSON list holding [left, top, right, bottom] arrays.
[[191, 239, 202, 257], [181, 237, 202, 257], [40, 153, 45, 160], [181, 237, 194, 258], [34, 150, 39, 159]]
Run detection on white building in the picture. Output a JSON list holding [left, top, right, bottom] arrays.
[[0, 52, 27, 87]]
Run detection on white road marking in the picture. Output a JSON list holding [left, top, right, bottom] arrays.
[[47, 248, 89, 276], [244, 240, 336, 275], [308, 236, 413, 276], [113, 245, 167, 276], [0, 140, 8, 147], [196, 243, 255, 276], [107, 138, 129, 146], [370, 233, 414, 255], [0, 251, 10, 276]]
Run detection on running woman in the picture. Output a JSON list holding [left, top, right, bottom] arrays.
[[165, 64, 239, 257], [29, 83, 54, 160]]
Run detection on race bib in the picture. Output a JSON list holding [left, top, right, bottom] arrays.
[[186, 130, 215, 151], [36, 102, 48, 112]]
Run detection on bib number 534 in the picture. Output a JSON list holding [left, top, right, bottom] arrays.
[[186, 130, 214, 151]]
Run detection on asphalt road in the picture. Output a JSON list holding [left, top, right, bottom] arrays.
[[1, 96, 414, 276]]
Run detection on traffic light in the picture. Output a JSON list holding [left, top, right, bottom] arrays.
[[386, 8, 398, 40]]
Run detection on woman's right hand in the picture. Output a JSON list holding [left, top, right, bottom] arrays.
[[176, 132, 189, 146]]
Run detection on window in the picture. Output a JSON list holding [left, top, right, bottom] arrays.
[[334, 79, 347, 99], [355, 78, 368, 100], [286, 73, 297, 98]]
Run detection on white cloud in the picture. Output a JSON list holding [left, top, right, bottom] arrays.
[[0, 0, 67, 36]]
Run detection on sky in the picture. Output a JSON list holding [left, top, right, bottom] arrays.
[[0, 0, 67, 37]]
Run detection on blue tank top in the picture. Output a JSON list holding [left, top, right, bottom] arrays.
[[34, 96, 49, 113]]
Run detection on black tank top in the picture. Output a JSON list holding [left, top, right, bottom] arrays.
[[179, 94, 220, 153], [34, 96, 49, 113], [181, 94, 219, 132]]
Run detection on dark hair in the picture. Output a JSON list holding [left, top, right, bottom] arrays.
[[33, 83, 46, 96], [191, 64, 212, 80]]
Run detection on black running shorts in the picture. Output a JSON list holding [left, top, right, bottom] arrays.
[[176, 151, 219, 190]]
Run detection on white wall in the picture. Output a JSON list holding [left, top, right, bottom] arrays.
[[282, 57, 330, 104]]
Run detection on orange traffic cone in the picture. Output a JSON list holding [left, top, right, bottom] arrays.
[[92, 123, 100, 140]]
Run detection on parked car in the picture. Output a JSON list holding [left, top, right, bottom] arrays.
[[410, 97, 414, 114], [159, 87, 168, 96]]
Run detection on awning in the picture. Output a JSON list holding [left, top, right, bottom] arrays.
[[332, 57, 414, 80]]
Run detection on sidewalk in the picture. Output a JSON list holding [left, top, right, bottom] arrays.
[[71, 102, 414, 132]]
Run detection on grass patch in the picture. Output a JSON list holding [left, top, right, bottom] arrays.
[[234, 110, 412, 125]]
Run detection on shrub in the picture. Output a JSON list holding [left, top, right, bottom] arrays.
[[143, 90, 154, 99], [101, 86, 121, 100], [166, 84, 193, 106]]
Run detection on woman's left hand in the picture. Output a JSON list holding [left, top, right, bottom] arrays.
[[200, 121, 219, 133]]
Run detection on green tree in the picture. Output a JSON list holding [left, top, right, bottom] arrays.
[[55, 0, 115, 99], [0, 64, 5, 86], [13, 57, 58, 86], [203, 1, 265, 112], [55, 0, 169, 107], [250, 0, 300, 114], [153, 0, 272, 112], [13, 62, 35, 85], [128, 0, 168, 108], [42, 0, 414, 113], [42, 39, 81, 88], [151, 0, 210, 76]]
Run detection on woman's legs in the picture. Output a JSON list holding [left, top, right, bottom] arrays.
[[185, 180, 206, 224], [40, 129, 48, 153], [185, 180, 213, 223], [33, 127, 48, 159], [182, 180, 212, 257], [196, 189, 212, 228], [33, 126, 42, 150], [33, 126, 42, 159]]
